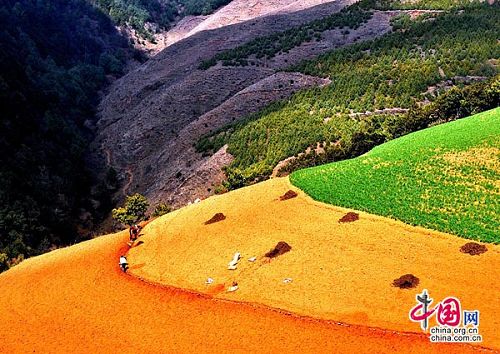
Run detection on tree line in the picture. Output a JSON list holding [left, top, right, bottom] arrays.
[[0, 0, 135, 272], [91, 0, 232, 41]]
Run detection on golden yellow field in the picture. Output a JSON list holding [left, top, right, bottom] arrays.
[[0, 176, 498, 353], [129, 177, 500, 350]]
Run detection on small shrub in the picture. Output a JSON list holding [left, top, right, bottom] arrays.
[[390, 13, 412, 31], [112, 193, 149, 226], [213, 184, 228, 195], [152, 203, 172, 217], [0, 253, 9, 272]]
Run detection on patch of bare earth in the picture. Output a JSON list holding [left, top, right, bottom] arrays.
[[339, 212, 359, 223], [265, 241, 292, 258], [205, 213, 226, 225], [392, 274, 420, 289], [280, 190, 298, 201], [460, 242, 488, 256]]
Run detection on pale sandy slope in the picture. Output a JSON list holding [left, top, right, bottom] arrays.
[[166, 0, 342, 47], [184, 0, 341, 38], [128, 177, 500, 351]]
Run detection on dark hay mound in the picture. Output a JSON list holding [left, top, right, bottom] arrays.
[[460, 242, 487, 256], [204, 213, 226, 225], [338, 212, 359, 223], [265, 241, 292, 258], [280, 190, 298, 201], [392, 274, 420, 289]]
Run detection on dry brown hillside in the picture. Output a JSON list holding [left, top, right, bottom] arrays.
[[162, 0, 357, 49], [93, 0, 393, 208]]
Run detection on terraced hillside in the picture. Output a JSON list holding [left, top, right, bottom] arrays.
[[95, 0, 396, 208], [292, 108, 500, 242], [198, 3, 499, 188]]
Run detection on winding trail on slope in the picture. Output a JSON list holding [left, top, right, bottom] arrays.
[[102, 148, 135, 197], [0, 221, 489, 353], [123, 167, 134, 196]]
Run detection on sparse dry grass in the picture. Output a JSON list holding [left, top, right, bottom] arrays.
[[441, 147, 500, 173]]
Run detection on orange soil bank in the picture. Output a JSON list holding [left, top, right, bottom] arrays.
[[0, 178, 496, 353], [0, 231, 486, 354], [127, 177, 500, 351]]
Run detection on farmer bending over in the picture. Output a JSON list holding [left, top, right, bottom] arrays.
[[119, 255, 129, 272]]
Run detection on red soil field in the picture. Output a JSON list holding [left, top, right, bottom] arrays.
[[0, 229, 486, 353]]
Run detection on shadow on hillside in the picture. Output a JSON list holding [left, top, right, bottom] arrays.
[[129, 263, 146, 270]]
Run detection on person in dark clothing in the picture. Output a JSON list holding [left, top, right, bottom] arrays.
[[128, 224, 141, 246]]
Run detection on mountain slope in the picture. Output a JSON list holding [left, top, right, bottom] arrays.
[[199, 3, 499, 185], [0, 220, 484, 353], [94, 0, 397, 208], [126, 176, 500, 350], [173, 0, 348, 45], [0, 179, 497, 352]]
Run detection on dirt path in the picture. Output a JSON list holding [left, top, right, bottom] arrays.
[[101, 148, 134, 197], [104, 148, 112, 166], [0, 228, 485, 352], [122, 167, 134, 196]]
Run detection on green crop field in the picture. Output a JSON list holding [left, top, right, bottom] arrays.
[[291, 108, 500, 243]]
